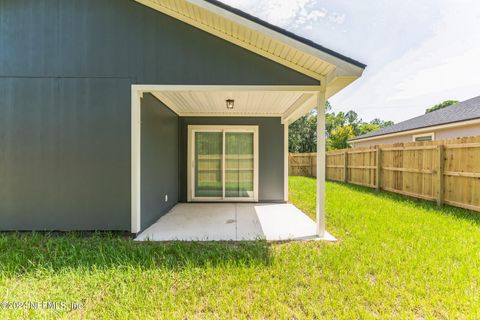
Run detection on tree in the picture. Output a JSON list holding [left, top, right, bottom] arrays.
[[328, 125, 354, 150], [370, 118, 394, 127], [288, 110, 318, 153], [425, 100, 458, 113], [357, 119, 393, 136], [288, 101, 394, 152], [358, 123, 381, 136]]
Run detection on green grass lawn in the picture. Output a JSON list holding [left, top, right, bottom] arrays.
[[1, 177, 480, 319]]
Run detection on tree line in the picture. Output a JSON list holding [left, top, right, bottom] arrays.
[[288, 101, 393, 152], [289, 99, 458, 152]]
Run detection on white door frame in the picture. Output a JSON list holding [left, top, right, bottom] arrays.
[[187, 125, 259, 202]]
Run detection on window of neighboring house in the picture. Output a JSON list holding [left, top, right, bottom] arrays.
[[413, 133, 435, 142]]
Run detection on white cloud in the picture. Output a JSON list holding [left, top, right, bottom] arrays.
[[330, 0, 480, 122], [328, 12, 346, 25], [392, 47, 480, 99], [389, 3, 480, 100], [220, 0, 480, 123], [221, 0, 342, 30], [294, 9, 328, 27]]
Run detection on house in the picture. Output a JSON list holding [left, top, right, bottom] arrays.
[[0, 0, 365, 237], [350, 96, 480, 147]]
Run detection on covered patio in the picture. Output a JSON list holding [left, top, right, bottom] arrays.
[[135, 203, 336, 241], [130, 0, 365, 242], [132, 85, 333, 241]]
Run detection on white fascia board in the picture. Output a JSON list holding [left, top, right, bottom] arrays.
[[133, 84, 322, 92], [282, 94, 317, 124], [325, 76, 359, 99], [186, 0, 365, 77], [135, 0, 323, 80]]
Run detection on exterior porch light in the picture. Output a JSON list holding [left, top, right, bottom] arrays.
[[226, 99, 235, 110]]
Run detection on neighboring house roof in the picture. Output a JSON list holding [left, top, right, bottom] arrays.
[[136, 0, 366, 94], [350, 96, 480, 142]]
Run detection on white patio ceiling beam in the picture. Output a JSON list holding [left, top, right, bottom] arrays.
[[281, 94, 317, 124], [132, 85, 321, 93], [133, 85, 324, 121]]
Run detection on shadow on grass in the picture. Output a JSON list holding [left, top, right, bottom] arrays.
[[329, 181, 480, 225], [0, 232, 271, 277]]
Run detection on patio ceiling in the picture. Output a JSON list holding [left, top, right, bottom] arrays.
[[151, 88, 316, 121]]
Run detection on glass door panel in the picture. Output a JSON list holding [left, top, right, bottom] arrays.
[[225, 132, 254, 199], [195, 132, 223, 198]]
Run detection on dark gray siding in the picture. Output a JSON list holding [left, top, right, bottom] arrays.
[[0, 78, 131, 230], [0, 0, 317, 231], [0, 0, 319, 85], [178, 117, 285, 203], [141, 94, 178, 230]]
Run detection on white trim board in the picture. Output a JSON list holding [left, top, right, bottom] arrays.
[[315, 90, 327, 237], [131, 87, 142, 233], [134, 84, 322, 92], [284, 122, 289, 202]]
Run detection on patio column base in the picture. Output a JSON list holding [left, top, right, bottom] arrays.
[[297, 231, 337, 242]]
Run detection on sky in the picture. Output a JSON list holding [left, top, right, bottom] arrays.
[[221, 0, 480, 123]]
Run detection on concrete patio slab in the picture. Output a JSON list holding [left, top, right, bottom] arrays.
[[135, 203, 336, 242]]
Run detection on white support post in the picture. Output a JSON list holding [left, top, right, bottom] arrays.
[[131, 87, 142, 234], [284, 122, 289, 202], [316, 89, 326, 237]]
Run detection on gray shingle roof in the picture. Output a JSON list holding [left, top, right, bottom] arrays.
[[350, 95, 480, 141]]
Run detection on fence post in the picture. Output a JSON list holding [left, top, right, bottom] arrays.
[[288, 153, 290, 176], [312, 153, 315, 178], [376, 146, 382, 192], [343, 150, 348, 182], [436, 144, 445, 207], [324, 153, 327, 180]]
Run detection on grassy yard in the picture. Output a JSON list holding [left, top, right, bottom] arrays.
[[1, 177, 480, 319]]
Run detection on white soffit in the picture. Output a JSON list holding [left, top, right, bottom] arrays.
[[135, 0, 365, 82], [152, 90, 315, 118]]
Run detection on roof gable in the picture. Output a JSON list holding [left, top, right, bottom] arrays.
[[136, 0, 365, 87]]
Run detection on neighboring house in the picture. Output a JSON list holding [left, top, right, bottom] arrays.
[[350, 96, 480, 147], [0, 0, 365, 234]]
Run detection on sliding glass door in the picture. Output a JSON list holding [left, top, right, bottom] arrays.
[[190, 126, 258, 202], [195, 132, 223, 197], [225, 132, 254, 198]]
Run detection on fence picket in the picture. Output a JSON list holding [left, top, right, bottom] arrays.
[[289, 135, 480, 213]]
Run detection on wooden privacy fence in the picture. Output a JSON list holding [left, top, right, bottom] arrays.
[[289, 153, 317, 177], [290, 136, 480, 213]]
